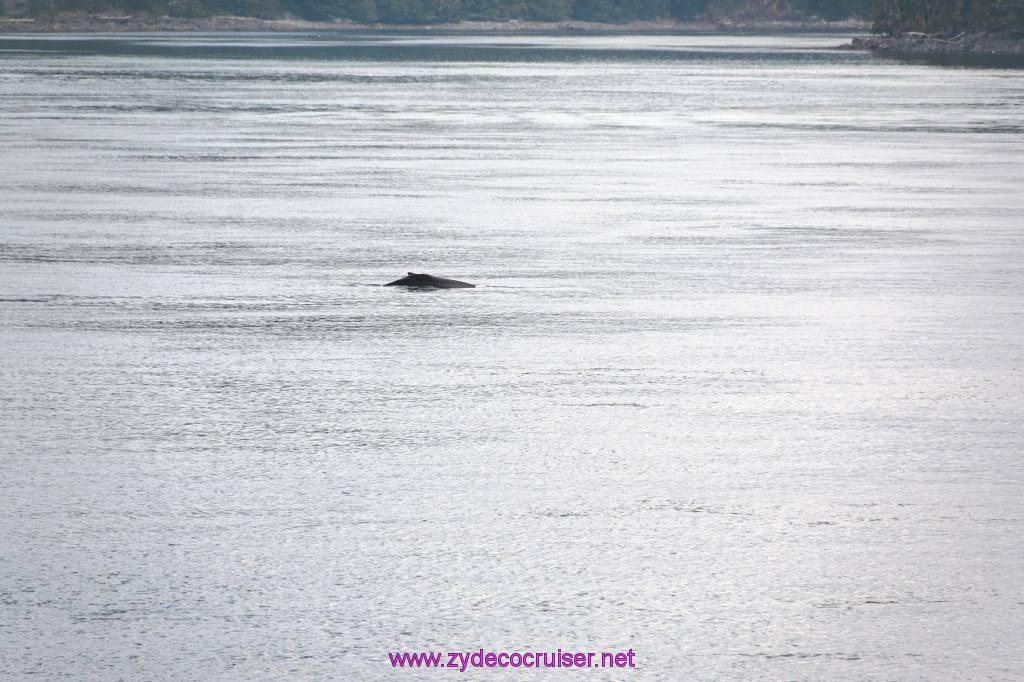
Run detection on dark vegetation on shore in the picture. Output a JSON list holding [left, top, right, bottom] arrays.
[[3, 0, 1023, 55], [851, 0, 1024, 54], [1, 0, 867, 26], [870, 0, 1024, 37]]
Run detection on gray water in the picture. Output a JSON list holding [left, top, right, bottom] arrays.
[[1, 32, 1023, 680]]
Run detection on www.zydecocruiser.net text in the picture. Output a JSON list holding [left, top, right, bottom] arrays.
[[390, 649, 637, 671]]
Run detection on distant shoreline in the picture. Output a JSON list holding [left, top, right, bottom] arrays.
[[5, 13, 1024, 56], [0, 12, 867, 34]]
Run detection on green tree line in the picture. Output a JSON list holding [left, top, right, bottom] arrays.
[[7, 0, 868, 24], [870, 0, 1024, 35], [11, 0, 1023, 37]]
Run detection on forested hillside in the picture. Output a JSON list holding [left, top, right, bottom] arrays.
[[4, 0, 868, 24], [870, 0, 1024, 36], [8, 0, 1022, 37]]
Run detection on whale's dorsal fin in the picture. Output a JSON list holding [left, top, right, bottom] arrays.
[[385, 272, 474, 288]]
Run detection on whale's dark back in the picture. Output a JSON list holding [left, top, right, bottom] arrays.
[[384, 272, 475, 288]]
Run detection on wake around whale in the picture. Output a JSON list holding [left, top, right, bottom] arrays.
[[384, 272, 476, 289]]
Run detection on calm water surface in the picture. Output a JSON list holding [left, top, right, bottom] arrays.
[[1, 32, 1023, 680]]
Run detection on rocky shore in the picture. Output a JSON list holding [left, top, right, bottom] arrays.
[[0, 12, 334, 32], [0, 11, 866, 34], [849, 31, 1024, 55]]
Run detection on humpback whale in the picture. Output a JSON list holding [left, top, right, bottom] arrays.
[[384, 272, 476, 289]]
